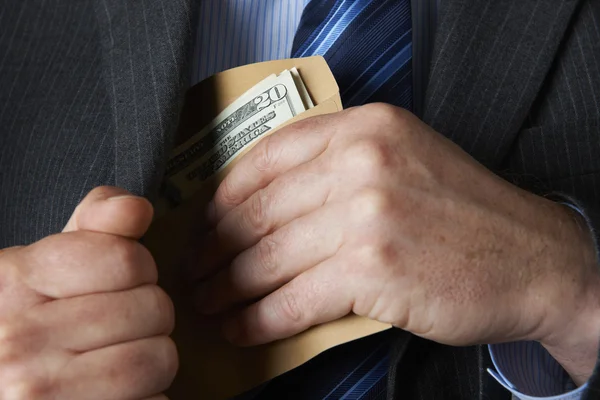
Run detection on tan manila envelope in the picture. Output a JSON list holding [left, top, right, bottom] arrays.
[[144, 56, 391, 400]]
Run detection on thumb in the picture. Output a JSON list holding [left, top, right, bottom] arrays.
[[63, 186, 154, 239]]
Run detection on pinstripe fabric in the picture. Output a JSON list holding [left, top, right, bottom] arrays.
[[0, 0, 197, 248], [424, 0, 581, 168], [96, 0, 197, 198], [385, 335, 506, 400], [192, 0, 310, 85], [499, 0, 600, 266], [0, 0, 115, 247]]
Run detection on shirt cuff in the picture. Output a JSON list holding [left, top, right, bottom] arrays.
[[487, 342, 587, 399]]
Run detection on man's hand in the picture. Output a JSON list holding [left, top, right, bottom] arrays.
[[0, 187, 177, 400], [191, 104, 600, 383]]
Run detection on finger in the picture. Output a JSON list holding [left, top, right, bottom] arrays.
[[22, 231, 157, 298], [221, 256, 355, 346], [35, 284, 174, 352], [209, 114, 337, 224], [63, 186, 154, 240], [59, 336, 178, 400], [195, 201, 348, 315], [191, 159, 331, 280]]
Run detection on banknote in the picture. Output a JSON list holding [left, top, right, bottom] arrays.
[[290, 67, 314, 109], [164, 73, 278, 178], [163, 68, 313, 204]]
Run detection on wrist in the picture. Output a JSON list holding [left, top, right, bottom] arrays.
[[537, 204, 600, 385], [541, 289, 600, 386]]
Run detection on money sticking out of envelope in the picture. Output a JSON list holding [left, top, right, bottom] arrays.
[[144, 57, 391, 400], [162, 67, 313, 206]]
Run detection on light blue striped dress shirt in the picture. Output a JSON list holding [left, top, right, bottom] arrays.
[[193, 0, 310, 84], [192, 2, 588, 399]]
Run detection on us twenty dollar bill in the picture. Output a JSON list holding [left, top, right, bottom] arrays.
[[162, 69, 312, 205]]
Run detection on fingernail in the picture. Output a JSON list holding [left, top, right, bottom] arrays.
[[107, 194, 140, 201]]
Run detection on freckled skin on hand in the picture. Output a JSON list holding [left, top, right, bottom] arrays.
[[193, 104, 600, 383]]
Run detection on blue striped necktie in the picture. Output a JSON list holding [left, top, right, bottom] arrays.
[[255, 1, 413, 399], [292, 0, 413, 110]]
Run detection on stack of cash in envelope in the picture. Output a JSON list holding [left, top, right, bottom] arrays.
[[162, 68, 314, 206]]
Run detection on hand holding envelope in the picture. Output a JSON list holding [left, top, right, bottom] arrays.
[[144, 57, 390, 400], [143, 54, 600, 400]]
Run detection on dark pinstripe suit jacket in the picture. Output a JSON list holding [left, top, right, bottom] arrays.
[[0, 0, 598, 399]]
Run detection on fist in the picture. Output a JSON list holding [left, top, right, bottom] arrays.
[[190, 104, 599, 352], [0, 187, 177, 400]]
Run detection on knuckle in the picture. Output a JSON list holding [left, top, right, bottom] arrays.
[[358, 103, 413, 137], [0, 321, 17, 347], [110, 236, 136, 265], [357, 241, 398, 269], [114, 240, 157, 286], [362, 102, 408, 123], [3, 381, 42, 400], [162, 337, 179, 379], [276, 289, 303, 324], [26, 233, 63, 264], [359, 102, 398, 117], [246, 189, 271, 234], [352, 189, 392, 221], [255, 237, 279, 278], [154, 337, 179, 389], [216, 178, 241, 208], [0, 321, 32, 364], [0, 259, 24, 300], [115, 338, 178, 393], [148, 286, 175, 334], [1, 367, 47, 400], [252, 135, 281, 172], [344, 140, 391, 177]]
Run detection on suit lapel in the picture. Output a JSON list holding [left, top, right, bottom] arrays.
[[423, 0, 582, 169], [93, 0, 198, 198]]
